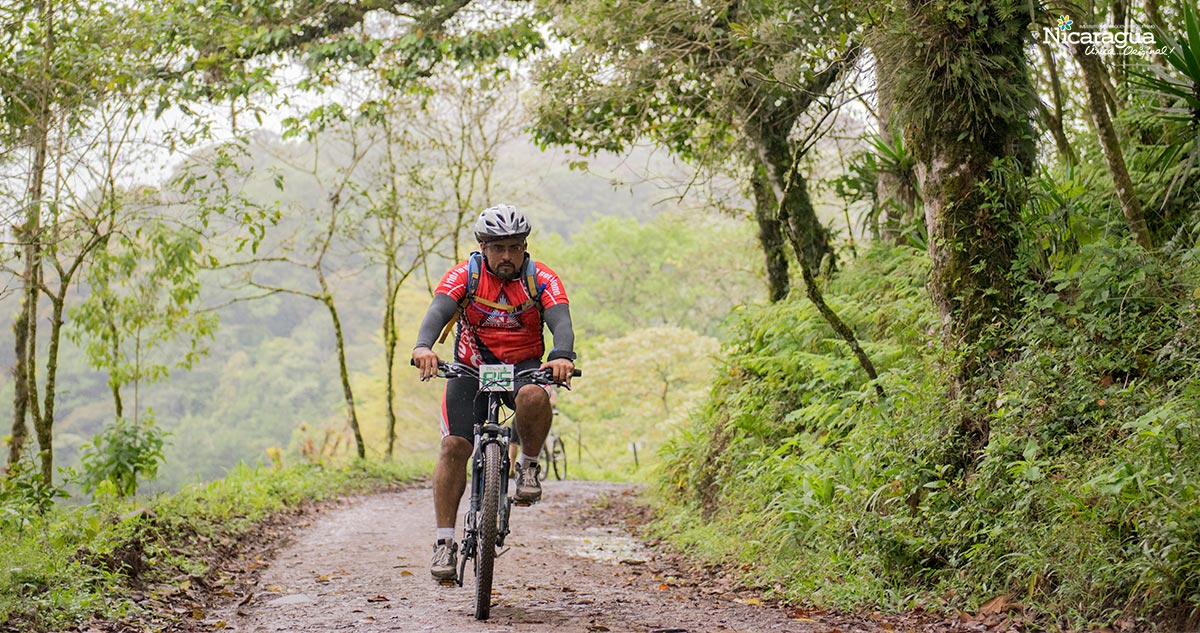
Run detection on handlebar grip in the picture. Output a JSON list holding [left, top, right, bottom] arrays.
[[572, 369, 582, 377]]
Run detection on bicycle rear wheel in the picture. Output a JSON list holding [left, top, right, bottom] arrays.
[[550, 436, 567, 480], [538, 443, 551, 481], [474, 441, 502, 620]]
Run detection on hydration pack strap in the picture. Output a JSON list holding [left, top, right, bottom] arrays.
[[436, 252, 545, 344]]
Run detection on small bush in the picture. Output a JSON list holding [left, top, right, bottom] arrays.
[[79, 415, 168, 498]]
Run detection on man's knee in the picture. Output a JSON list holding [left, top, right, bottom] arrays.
[[438, 435, 472, 463], [515, 385, 550, 411]]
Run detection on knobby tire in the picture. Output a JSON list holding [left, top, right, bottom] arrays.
[[475, 441, 502, 620]]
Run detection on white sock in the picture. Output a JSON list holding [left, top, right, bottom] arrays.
[[437, 528, 455, 543], [518, 453, 537, 467]]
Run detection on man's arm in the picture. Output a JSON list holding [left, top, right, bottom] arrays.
[[542, 304, 576, 383], [412, 294, 458, 380]]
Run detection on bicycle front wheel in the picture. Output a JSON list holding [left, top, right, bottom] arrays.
[[474, 441, 502, 620]]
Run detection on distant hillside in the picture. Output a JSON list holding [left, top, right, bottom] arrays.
[[0, 128, 741, 491]]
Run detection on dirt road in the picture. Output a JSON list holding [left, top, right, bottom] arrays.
[[206, 481, 926, 633]]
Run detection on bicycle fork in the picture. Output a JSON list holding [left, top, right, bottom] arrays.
[[456, 424, 514, 586]]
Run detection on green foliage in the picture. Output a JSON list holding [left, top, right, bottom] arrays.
[[530, 0, 861, 175], [828, 129, 925, 247], [79, 416, 168, 499], [558, 326, 720, 481], [70, 220, 217, 414], [1135, 0, 1200, 124], [875, 0, 1036, 164], [0, 460, 422, 631], [0, 459, 70, 530], [657, 240, 1200, 628], [535, 212, 764, 340]]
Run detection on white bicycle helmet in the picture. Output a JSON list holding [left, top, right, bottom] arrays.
[[473, 204, 530, 242]]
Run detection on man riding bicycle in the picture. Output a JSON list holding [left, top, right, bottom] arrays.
[[412, 204, 576, 583]]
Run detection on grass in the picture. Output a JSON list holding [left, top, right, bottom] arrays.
[[0, 457, 428, 632]]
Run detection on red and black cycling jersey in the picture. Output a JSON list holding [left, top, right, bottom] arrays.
[[434, 257, 569, 368]]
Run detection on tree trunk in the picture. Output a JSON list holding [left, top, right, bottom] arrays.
[[881, 0, 1037, 466], [737, 58, 845, 277], [1036, 42, 1078, 166], [9, 305, 30, 470], [781, 168, 834, 276], [752, 138, 885, 399], [22, 30, 49, 483], [384, 263, 399, 458], [36, 296, 66, 484], [323, 291, 365, 460], [1072, 44, 1153, 250], [749, 167, 790, 302], [748, 107, 835, 276], [1112, 0, 1129, 85], [108, 316, 123, 419]]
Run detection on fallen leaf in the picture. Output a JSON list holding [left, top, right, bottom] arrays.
[[399, 570, 413, 577], [658, 583, 670, 591], [979, 594, 1015, 615], [366, 595, 389, 603], [737, 598, 764, 605]]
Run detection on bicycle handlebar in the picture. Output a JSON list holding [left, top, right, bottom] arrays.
[[410, 359, 580, 386]]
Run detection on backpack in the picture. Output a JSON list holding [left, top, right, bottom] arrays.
[[437, 252, 546, 344]]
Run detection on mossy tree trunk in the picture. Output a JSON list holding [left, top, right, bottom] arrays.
[[9, 309, 30, 471], [9, 0, 53, 479], [878, 0, 1036, 466], [739, 66, 844, 278], [750, 123, 833, 277], [750, 168, 791, 302]]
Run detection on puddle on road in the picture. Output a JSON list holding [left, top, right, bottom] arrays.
[[551, 527, 649, 564]]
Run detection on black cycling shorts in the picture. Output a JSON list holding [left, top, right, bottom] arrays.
[[440, 359, 546, 441]]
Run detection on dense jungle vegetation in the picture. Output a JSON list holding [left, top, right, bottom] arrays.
[[2, 0, 1199, 630]]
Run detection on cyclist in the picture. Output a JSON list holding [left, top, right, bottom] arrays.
[[412, 204, 577, 583]]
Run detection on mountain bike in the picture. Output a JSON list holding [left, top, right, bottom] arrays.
[[423, 360, 578, 620]]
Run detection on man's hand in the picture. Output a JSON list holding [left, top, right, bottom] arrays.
[[541, 358, 575, 387], [413, 347, 440, 381]]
